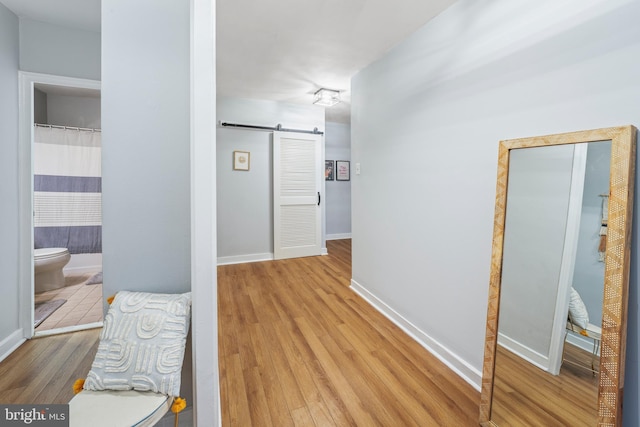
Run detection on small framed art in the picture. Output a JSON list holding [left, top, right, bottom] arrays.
[[325, 160, 335, 181], [336, 160, 350, 181], [233, 151, 250, 171]]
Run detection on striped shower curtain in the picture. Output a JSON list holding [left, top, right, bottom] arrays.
[[33, 126, 102, 254]]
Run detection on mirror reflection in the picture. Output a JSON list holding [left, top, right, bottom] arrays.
[[491, 141, 611, 426]]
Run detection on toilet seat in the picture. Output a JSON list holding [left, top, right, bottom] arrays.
[[35, 248, 70, 260]]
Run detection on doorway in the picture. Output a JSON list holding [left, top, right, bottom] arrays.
[[19, 72, 103, 338]]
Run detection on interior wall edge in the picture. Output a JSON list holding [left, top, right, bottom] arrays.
[[350, 278, 482, 391], [0, 1, 20, 346], [0, 330, 26, 364]]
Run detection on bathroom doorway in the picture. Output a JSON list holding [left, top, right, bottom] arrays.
[[19, 72, 103, 338]]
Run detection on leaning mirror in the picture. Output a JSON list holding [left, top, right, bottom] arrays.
[[479, 126, 636, 427]]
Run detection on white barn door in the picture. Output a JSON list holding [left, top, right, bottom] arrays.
[[273, 131, 322, 260]]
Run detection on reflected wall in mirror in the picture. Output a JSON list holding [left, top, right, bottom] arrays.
[[479, 126, 636, 427]]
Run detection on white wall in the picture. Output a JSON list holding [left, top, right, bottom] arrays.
[[47, 94, 101, 129], [34, 88, 47, 123], [325, 122, 351, 239], [19, 18, 100, 80], [573, 141, 611, 327], [351, 3, 640, 422], [216, 126, 273, 260], [102, 0, 191, 399], [0, 2, 21, 360], [216, 96, 325, 263]]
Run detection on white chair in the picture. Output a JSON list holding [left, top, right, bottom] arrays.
[[69, 390, 171, 427]]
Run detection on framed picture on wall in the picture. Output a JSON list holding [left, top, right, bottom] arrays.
[[325, 160, 335, 181], [336, 160, 350, 181], [233, 151, 250, 171]]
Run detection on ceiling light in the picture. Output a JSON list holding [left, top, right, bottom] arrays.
[[313, 88, 341, 107]]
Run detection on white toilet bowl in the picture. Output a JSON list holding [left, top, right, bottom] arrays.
[[34, 248, 71, 293]]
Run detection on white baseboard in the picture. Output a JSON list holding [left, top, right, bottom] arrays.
[[64, 253, 102, 275], [64, 265, 103, 275], [566, 331, 598, 354], [0, 329, 26, 364], [497, 332, 550, 372], [217, 253, 274, 266], [350, 279, 482, 391], [326, 233, 352, 240], [217, 249, 331, 265]]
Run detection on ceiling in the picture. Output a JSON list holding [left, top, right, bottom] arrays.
[[34, 83, 101, 98], [1, 0, 458, 123]]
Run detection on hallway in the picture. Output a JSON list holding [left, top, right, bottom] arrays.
[[218, 239, 479, 426]]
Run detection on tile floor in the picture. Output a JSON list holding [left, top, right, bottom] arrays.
[[34, 271, 104, 333]]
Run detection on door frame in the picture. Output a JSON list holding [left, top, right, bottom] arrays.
[[547, 143, 588, 375], [190, 0, 220, 423], [18, 71, 102, 339]]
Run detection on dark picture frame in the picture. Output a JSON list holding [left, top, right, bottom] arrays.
[[325, 160, 335, 181], [336, 160, 350, 181]]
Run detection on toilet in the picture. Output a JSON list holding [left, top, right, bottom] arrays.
[[34, 248, 71, 293]]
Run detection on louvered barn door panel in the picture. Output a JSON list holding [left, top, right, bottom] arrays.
[[274, 131, 322, 260]]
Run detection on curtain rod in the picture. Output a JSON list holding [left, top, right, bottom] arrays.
[[35, 123, 101, 132], [219, 121, 323, 135]]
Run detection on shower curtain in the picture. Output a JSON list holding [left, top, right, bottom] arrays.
[[33, 126, 102, 254]]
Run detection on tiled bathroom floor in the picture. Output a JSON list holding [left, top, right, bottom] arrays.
[[34, 272, 104, 333]]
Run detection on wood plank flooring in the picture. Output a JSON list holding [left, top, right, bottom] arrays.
[[0, 329, 100, 404], [0, 239, 483, 426], [491, 343, 598, 426], [218, 239, 481, 426]]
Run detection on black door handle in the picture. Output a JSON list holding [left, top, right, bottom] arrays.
[[317, 192, 321, 206]]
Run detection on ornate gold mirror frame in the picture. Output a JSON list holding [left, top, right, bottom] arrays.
[[479, 126, 636, 427]]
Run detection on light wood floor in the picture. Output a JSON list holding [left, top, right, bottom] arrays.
[[0, 329, 100, 404], [0, 239, 481, 426], [491, 343, 598, 426], [218, 239, 480, 426]]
